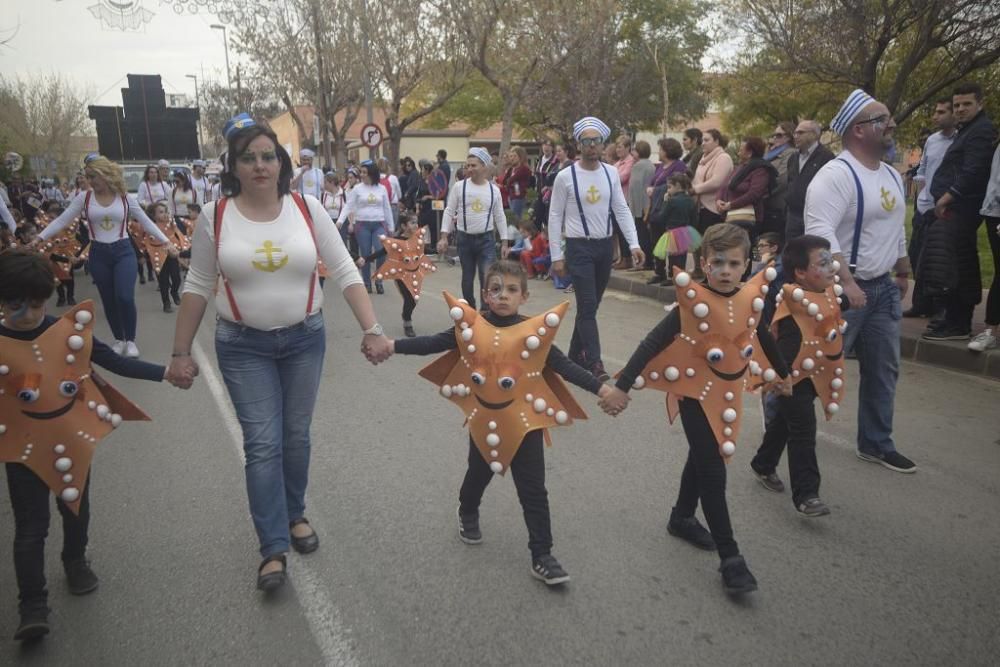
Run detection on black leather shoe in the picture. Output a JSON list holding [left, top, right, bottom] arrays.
[[290, 518, 319, 554], [257, 554, 287, 592], [14, 607, 50, 641], [64, 558, 99, 595]]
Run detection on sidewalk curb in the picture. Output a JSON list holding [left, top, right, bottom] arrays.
[[606, 273, 999, 381]]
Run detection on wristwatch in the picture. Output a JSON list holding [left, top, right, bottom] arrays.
[[362, 323, 384, 336]]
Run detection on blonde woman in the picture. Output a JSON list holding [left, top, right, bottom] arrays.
[[34, 155, 172, 357]]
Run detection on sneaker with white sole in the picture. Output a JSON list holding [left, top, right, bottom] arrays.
[[968, 330, 997, 353], [124, 341, 140, 358], [111, 340, 126, 355], [457, 507, 482, 545], [531, 554, 570, 585], [857, 450, 916, 473], [795, 497, 831, 517]]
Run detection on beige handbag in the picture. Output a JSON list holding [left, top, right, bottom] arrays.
[[726, 206, 756, 223]]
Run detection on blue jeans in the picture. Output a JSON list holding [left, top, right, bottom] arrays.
[[456, 231, 496, 308], [842, 273, 902, 456], [215, 312, 326, 558], [510, 198, 526, 223], [88, 238, 138, 341], [565, 237, 614, 368], [355, 220, 389, 288]]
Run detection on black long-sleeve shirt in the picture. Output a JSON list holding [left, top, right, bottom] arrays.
[[1, 315, 166, 382], [395, 310, 604, 396], [615, 286, 789, 393]]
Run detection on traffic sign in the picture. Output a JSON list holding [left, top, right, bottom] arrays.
[[360, 123, 383, 149]]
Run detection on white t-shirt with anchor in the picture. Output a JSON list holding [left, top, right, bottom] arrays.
[[191, 175, 213, 203], [442, 178, 507, 239], [39, 191, 169, 245], [335, 183, 394, 231], [183, 194, 363, 330], [804, 150, 906, 281], [295, 167, 325, 199]]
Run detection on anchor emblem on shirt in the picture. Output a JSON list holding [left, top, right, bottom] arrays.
[[367, 193, 376, 204], [880, 186, 896, 212], [99, 215, 114, 231], [470, 198, 484, 213], [251, 241, 288, 272], [585, 185, 601, 204]]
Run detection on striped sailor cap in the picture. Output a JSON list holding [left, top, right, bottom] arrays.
[[223, 113, 257, 141], [573, 116, 611, 142], [830, 89, 876, 136], [468, 147, 492, 167]]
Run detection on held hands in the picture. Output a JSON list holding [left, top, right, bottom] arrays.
[[355, 257, 366, 267], [361, 334, 393, 365], [164, 355, 199, 389], [598, 384, 630, 417]]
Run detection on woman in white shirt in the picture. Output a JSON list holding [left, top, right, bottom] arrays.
[[168, 171, 199, 221], [35, 155, 173, 358], [321, 171, 343, 223], [336, 160, 394, 294], [169, 114, 390, 593], [137, 164, 170, 209]]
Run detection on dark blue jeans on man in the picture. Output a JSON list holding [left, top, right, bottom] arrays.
[[565, 237, 614, 370], [842, 274, 902, 457], [456, 230, 496, 309]]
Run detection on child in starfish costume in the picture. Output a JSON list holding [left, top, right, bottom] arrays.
[[384, 260, 616, 585], [750, 235, 847, 517], [356, 211, 437, 338], [0, 250, 174, 641], [36, 207, 89, 307], [142, 202, 190, 313], [611, 224, 790, 595]]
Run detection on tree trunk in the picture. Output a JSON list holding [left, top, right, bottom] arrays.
[[281, 92, 308, 146], [499, 98, 516, 160], [660, 65, 670, 137]]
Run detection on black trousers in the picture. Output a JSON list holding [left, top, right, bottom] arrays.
[[751, 381, 821, 506], [943, 212, 985, 332], [458, 431, 552, 559], [675, 399, 739, 560], [395, 280, 416, 321], [697, 208, 724, 234], [57, 276, 76, 301], [157, 256, 181, 305], [908, 208, 934, 314], [635, 215, 654, 268], [5, 463, 92, 613]]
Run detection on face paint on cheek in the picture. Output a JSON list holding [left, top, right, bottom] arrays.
[[485, 277, 505, 305], [7, 301, 30, 322], [707, 254, 729, 276], [817, 249, 836, 277]]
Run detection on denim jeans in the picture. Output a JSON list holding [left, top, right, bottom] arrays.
[[565, 237, 614, 368], [88, 238, 138, 341], [215, 312, 326, 558], [355, 220, 390, 288], [510, 198, 526, 224], [842, 273, 902, 456], [456, 231, 496, 308]]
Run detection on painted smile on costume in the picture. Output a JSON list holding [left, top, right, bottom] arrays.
[[824, 350, 844, 361], [22, 398, 76, 420], [709, 365, 749, 382], [475, 395, 514, 410]]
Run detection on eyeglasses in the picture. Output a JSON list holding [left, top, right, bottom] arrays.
[[578, 137, 604, 147], [856, 114, 890, 128]]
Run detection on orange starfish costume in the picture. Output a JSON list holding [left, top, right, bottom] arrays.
[[0, 301, 150, 514], [417, 293, 586, 474], [373, 227, 437, 300]]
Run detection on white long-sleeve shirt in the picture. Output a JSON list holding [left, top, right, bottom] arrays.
[[335, 183, 394, 232], [547, 162, 639, 262], [442, 179, 507, 238], [182, 194, 363, 330], [321, 188, 344, 221], [39, 191, 169, 244], [0, 196, 15, 232], [294, 167, 325, 200], [137, 180, 170, 209], [191, 175, 212, 204], [804, 150, 906, 280]]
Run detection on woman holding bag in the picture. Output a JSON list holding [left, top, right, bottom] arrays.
[[169, 114, 391, 592]]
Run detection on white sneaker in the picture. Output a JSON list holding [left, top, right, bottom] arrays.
[[111, 340, 125, 355], [968, 330, 997, 353], [124, 341, 140, 358]]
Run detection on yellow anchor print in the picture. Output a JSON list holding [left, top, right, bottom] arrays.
[[585, 185, 601, 205], [251, 240, 289, 272], [99, 214, 115, 231], [470, 197, 484, 213], [367, 193, 377, 204], [880, 186, 896, 212]]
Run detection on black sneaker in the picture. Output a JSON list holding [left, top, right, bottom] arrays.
[[531, 554, 570, 585], [921, 327, 970, 341], [163, 302, 174, 313], [375, 281, 385, 295], [64, 558, 100, 595], [591, 361, 611, 383], [139, 274, 146, 285], [67, 297, 76, 305], [667, 516, 716, 551], [795, 497, 831, 517], [56, 296, 66, 307], [457, 507, 482, 545], [171, 291, 181, 305], [13, 606, 50, 641], [403, 323, 416, 338], [752, 468, 785, 493], [719, 555, 758, 594], [856, 450, 917, 474]]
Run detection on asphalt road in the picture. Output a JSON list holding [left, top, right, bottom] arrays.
[[2, 263, 998, 666]]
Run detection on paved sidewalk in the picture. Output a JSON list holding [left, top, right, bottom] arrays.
[[607, 267, 999, 380]]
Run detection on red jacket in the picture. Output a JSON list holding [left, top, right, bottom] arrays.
[[501, 165, 532, 204]]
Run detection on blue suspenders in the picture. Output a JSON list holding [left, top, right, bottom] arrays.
[[836, 158, 903, 274], [461, 179, 494, 232], [569, 163, 614, 237]]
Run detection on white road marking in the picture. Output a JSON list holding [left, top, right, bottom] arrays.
[[193, 340, 359, 667]]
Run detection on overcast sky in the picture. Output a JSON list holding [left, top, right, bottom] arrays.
[[2, 0, 234, 108]]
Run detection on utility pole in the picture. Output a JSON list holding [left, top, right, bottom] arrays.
[[211, 24, 234, 112], [362, 32, 376, 162], [310, 0, 333, 170]]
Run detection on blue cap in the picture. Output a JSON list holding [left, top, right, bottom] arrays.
[[223, 113, 256, 141], [83, 152, 101, 165], [360, 159, 374, 167]]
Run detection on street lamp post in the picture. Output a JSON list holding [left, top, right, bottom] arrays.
[[210, 24, 233, 110], [186, 74, 204, 158]]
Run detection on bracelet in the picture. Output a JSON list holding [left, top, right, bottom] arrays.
[[171, 352, 191, 357]]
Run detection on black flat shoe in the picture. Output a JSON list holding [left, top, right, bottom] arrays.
[[14, 606, 50, 641], [290, 518, 319, 554], [257, 554, 287, 592], [171, 291, 181, 305], [375, 281, 385, 295]]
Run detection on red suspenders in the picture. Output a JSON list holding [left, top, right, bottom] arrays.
[[82, 191, 128, 238]]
